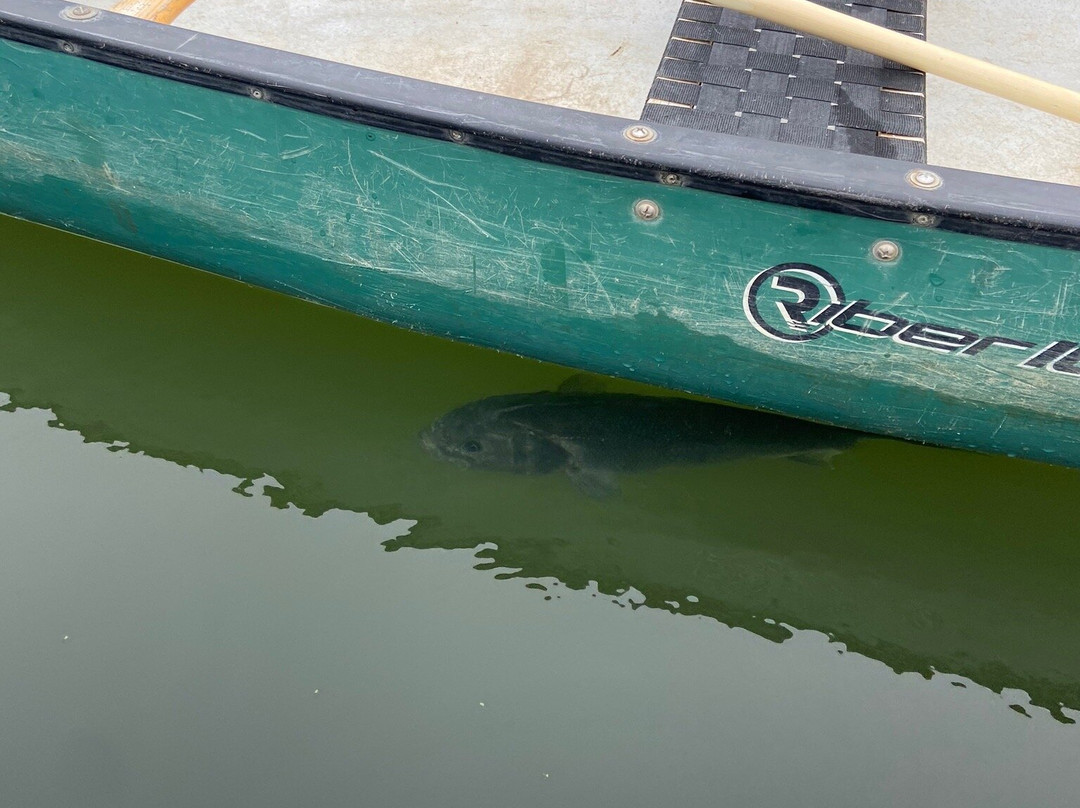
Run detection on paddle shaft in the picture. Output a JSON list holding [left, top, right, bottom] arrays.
[[110, 0, 198, 24], [705, 0, 1080, 124]]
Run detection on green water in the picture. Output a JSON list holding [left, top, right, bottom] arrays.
[[2, 212, 1079, 807]]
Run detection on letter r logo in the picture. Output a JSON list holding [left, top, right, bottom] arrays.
[[743, 264, 847, 342]]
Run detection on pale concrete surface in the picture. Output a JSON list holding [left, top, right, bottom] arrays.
[[926, 0, 1079, 185], [171, 0, 682, 121], [87, 0, 1079, 185]]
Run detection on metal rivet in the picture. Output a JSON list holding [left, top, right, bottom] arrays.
[[61, 5, 100, 21], [59, 41, 76, 54], [624, 125, 657, 144], [911, 213, 936, 227], [249, 88, 265, 100], [871, 240, 900, 261], [659, 172, 681, 186], [907, 169, 942, 190], [633, 199, 661, 221], [448, 130, 466, 143]]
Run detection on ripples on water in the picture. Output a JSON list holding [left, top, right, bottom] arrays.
[[2, 214, 1079, 806]]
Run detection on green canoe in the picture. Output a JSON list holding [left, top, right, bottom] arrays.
[[1, 0, 1079, 465]]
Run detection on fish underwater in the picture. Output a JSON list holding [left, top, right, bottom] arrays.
[[420, 377, 863, 497]]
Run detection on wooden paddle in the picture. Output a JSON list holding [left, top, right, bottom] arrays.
[[110, 0, 198, 24], [704, 0, 1080, 124]]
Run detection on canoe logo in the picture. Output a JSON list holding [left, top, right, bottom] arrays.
[[743, 263, 846, 342], [743, 263, 1080, 375]]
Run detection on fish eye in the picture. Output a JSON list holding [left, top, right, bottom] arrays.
[[463, 440, 483, 453]]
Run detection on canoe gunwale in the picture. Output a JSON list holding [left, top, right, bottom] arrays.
[[3, 0, 1080, 252]]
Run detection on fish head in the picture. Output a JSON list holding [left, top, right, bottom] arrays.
[[420, 396, 569, 475]]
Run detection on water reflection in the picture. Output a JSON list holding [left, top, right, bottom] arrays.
[[421, 383, 860, 497], [2, 214, 1078, 724]]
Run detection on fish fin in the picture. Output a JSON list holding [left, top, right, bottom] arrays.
[[556, 373, 607, 395], [566, 465, 620, 499], [786, 449, 843, 468]]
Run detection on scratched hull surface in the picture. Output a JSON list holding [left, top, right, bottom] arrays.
[[1, 3, 1080, 466]]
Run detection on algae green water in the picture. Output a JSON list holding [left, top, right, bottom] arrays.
[[2, 212, 1079, 807]]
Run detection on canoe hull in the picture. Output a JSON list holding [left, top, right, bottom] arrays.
[[2, 4, 1079, 465]]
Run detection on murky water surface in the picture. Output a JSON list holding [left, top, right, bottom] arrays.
[[2, 214, 1079, 807]]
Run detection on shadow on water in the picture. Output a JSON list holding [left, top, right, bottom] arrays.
[[2, 213, 1079, 723]]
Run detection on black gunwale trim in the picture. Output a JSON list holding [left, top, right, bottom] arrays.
[[3, 0, 1080, 250]]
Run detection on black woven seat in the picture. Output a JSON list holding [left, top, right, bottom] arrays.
[[642, 0, 927, 161]]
